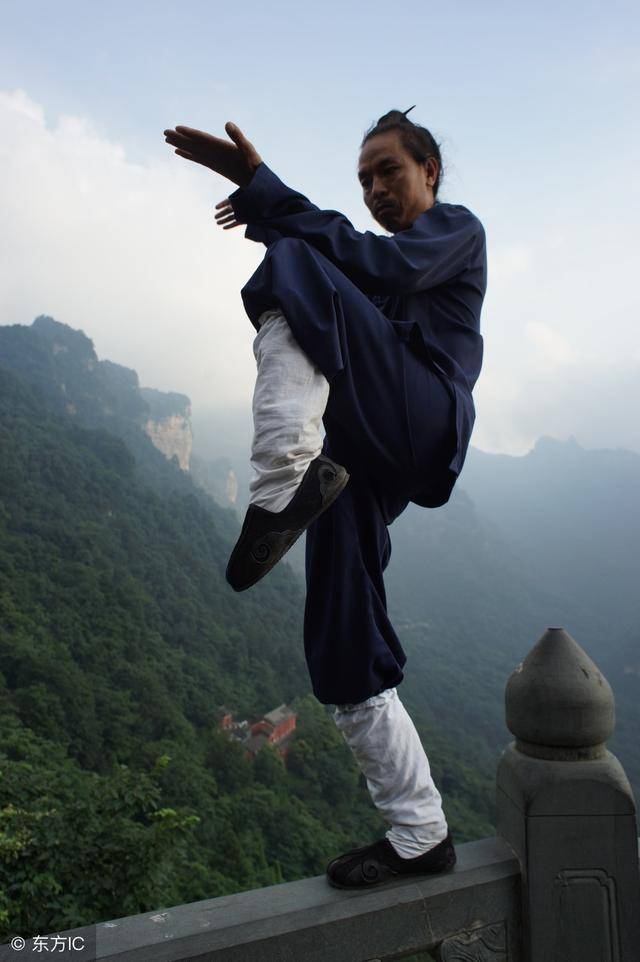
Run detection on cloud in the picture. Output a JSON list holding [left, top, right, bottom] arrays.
[[474, 352, 640, 456], [474, 215, 640, 456], [516, 358, 640, 454], [525, 322, 573, 365], [1, 88, 638, 460], [489, 243, 532, 282], [0, 88, 263, 410]]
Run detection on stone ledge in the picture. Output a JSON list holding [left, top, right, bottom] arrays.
[[0, 837, 521, 962]]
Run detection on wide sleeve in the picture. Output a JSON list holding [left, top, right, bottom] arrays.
[[227, 162, 484, 296]]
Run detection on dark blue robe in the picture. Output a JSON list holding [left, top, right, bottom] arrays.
[[228, 163, 487, 704]]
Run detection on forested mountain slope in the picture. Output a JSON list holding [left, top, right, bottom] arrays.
[[0, 318, 496, 941]]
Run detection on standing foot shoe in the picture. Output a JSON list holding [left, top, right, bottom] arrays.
[[226, 454, 349, 592], [326, 832, 456, 889]]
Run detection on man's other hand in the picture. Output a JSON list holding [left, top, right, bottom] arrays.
[[163, 121, 262, 188], [213, 196, 241, 230]]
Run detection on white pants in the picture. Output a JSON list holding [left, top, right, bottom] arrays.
[[249, 309, 330, 512], [333, 688, 449, 858]]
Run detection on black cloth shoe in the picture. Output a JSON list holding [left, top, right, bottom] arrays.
[[226, 454, 349, 592], [326, 832, 456, 889]]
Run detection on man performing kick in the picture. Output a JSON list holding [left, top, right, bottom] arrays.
[[164, 108, 487, 889]]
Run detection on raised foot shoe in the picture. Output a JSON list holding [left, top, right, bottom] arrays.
[[226, 454, 349, 592], [326, 832, 456, 889]]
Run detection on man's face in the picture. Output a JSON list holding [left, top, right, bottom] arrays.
[[358, 130, 437, 234]]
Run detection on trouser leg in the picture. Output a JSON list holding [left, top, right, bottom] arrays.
[[304, 464, 409, 705], [303, 441, 451, 856], [240, 236, 456, 499], [248, 308, 329, 512], [333, 687, 449, 858], [307, 466, 449, 856]]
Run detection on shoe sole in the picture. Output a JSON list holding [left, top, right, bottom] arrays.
[[226, 459, 350, 591], [326, 854, 456, 889]]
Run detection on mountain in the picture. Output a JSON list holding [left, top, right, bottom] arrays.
[[461, 436, 640, 630], [1, 316, 637, 939], [189, 407, 254, 532], [0, 317, 497, 940]]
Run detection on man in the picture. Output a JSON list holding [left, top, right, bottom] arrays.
[[164, 110, 486, 888]]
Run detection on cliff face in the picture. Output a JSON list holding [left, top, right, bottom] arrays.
[[139, 386, 193, 471], [144, 412, 192, 471], [190, 453, 239, 507], [225, 468, 239, 505]]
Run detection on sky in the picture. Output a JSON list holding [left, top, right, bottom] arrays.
[[1, 0, 639, 457]]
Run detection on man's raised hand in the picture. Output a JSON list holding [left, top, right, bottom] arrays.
[[163, 121, 262, 188], [214, 198, 240, 230]]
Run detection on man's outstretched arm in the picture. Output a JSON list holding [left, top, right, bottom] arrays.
[[221, 161, 483, 297]]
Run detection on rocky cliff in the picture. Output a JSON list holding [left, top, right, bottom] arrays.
[[143, 413, 192, 471], [191, 453, 239, 508], [140, 387, 192, 471]]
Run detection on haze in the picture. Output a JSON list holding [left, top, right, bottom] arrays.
[[1, 0, 638, 456]]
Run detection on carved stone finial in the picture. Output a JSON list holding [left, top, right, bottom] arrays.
[[505, 627, 615, 759]]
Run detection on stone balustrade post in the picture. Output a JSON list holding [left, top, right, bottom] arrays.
[[496, 627, 640, 961]]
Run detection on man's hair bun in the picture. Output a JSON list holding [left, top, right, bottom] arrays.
[[374, 105, 416, 126]]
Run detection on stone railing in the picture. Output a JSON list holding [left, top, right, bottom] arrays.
[[2, 628, 639, 961]]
